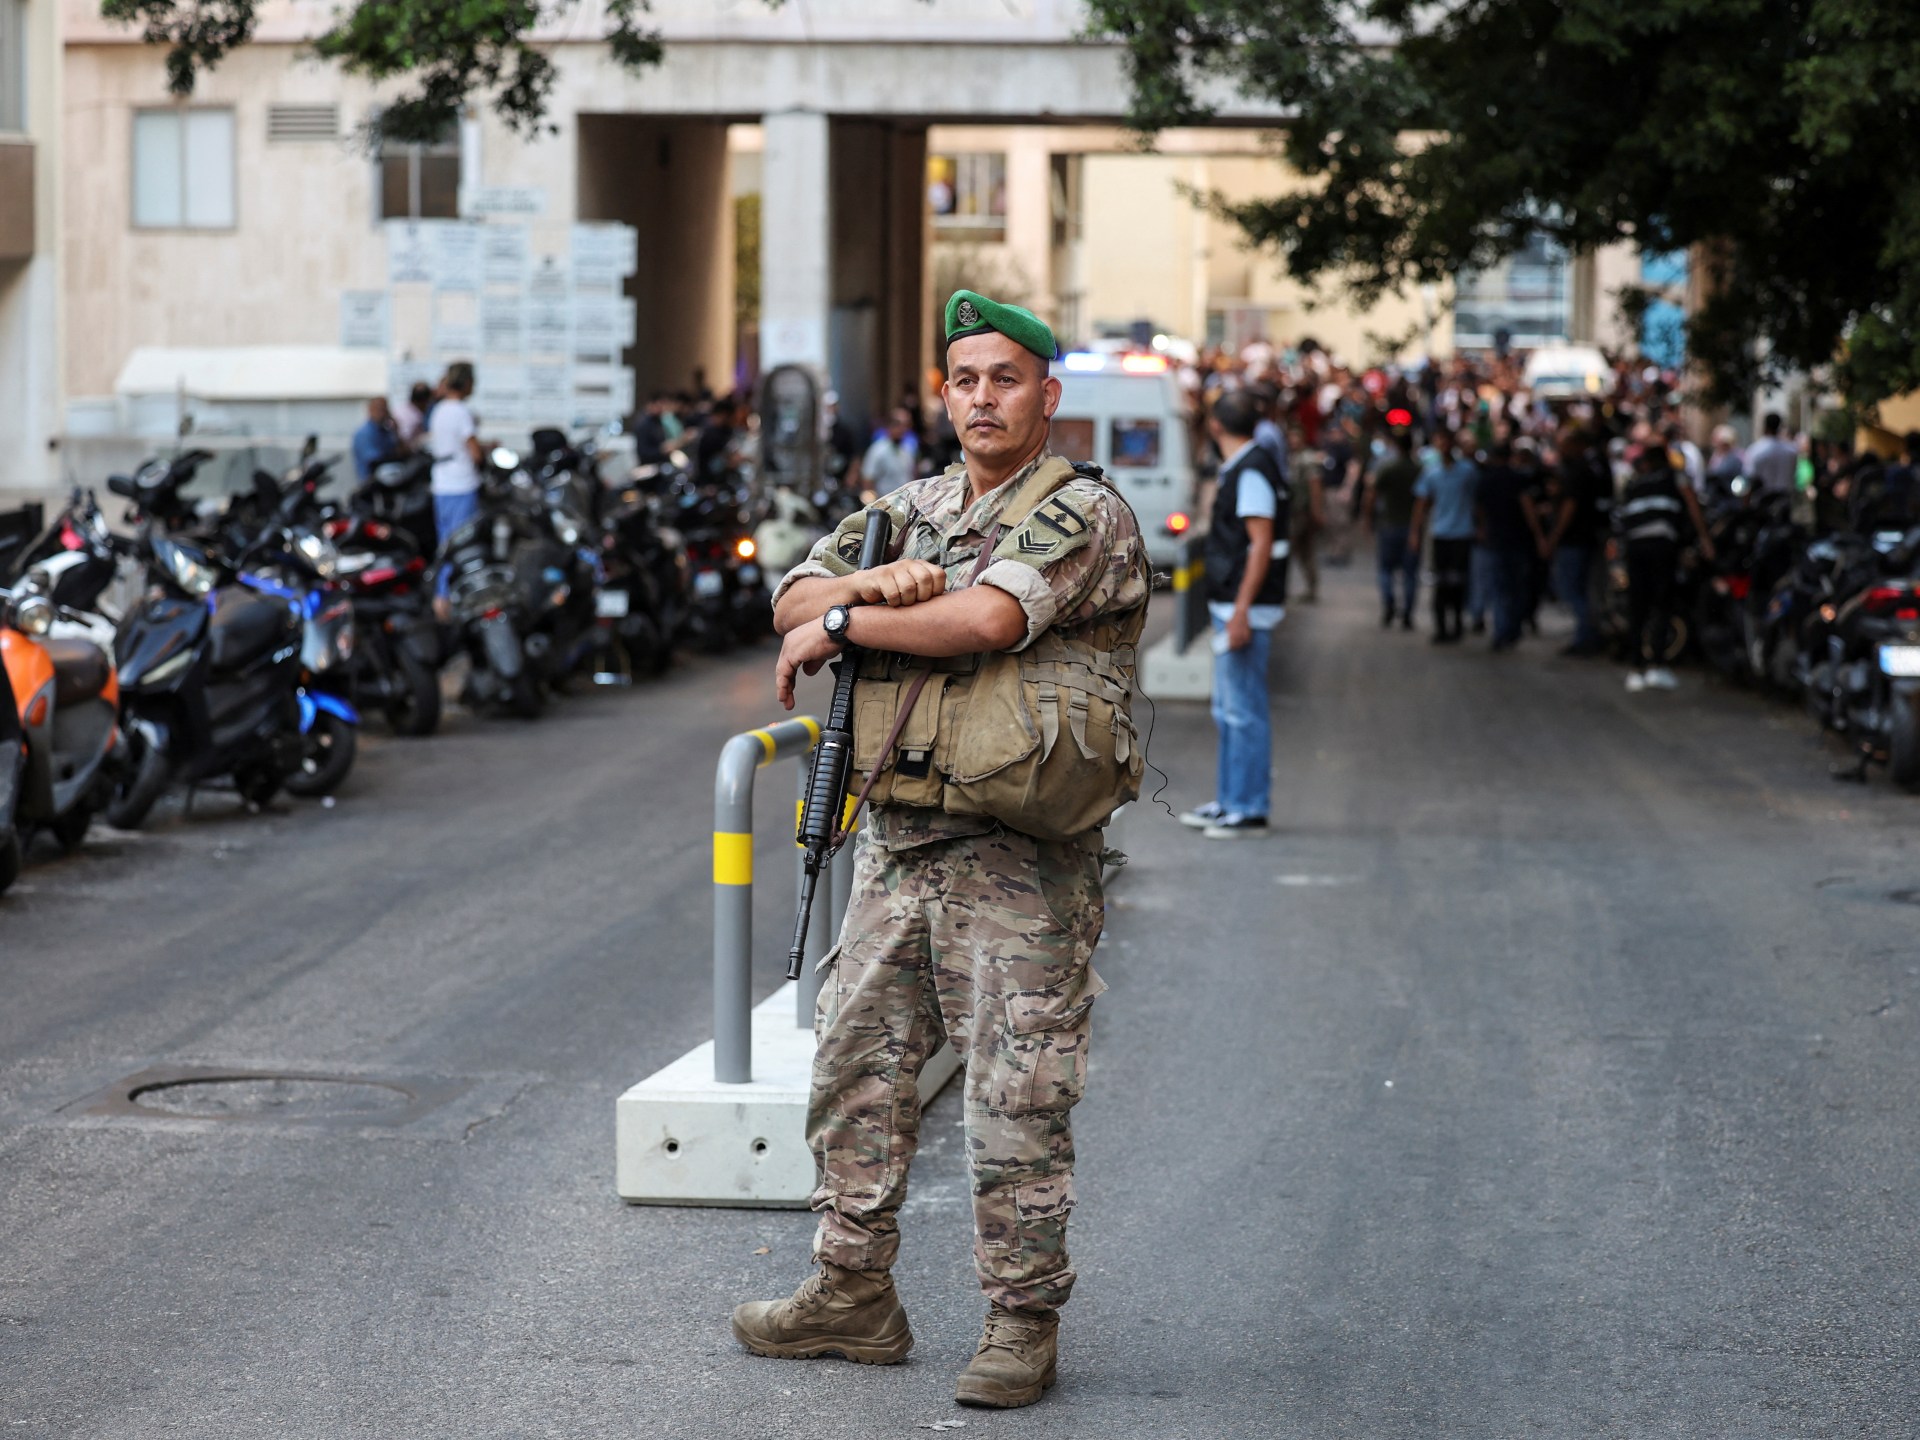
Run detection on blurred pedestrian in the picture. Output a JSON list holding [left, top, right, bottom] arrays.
[[1409, 430, 1480, 644], [1474, 439, 1538, 652], [1540, 430, 1606, 656], [427, 362, 483, 611], [1705, 424, 1744, 499], [1367, 428, 1421, 629], [350, 396, 401, 484], [392, 382, 432, 445], [1619, 441, 1714, 692], [861, 408, 918, 497], [1744, 413, 1798, 497], [1181, 389, 1288, 840]]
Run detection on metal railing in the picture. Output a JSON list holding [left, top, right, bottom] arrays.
[[711, 717, 855, 1084]]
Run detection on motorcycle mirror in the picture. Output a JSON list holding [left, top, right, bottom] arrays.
[[300, 434, 319, 462]]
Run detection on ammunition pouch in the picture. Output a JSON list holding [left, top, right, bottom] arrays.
[[851, 619, 1145, 842]]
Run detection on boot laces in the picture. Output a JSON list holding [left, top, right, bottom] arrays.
[[981, 1309, 1045, 1352], [790, 1269, 834, 1315]]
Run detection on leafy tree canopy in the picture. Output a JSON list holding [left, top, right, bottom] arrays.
[[100, 0, 665, 145], [1083, 0, 1920, 408]]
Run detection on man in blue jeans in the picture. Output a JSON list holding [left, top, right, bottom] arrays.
[[1181, 390, 1289, 840]]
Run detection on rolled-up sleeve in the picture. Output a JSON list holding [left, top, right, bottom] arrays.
[[978, 486, 1150, 652], [770, 556, 838, 609], [976, 559, 1059, 648]]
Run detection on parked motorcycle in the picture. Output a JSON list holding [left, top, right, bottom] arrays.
[[101, 472, 357, 827], [0, 581, 125, 884]]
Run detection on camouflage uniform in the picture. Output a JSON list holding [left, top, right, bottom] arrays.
[[774, 451, 1150, 1313]]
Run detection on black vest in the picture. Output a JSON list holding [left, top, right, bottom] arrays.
[[1204, 444, 1291, 607]]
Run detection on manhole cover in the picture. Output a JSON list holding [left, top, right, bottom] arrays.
[[130, 1076, 414, 1119], [72, 1066, 471, 1129]]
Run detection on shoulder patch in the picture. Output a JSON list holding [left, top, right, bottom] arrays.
[[996, 487, 1097, 570], [835, 529, 866, 566]]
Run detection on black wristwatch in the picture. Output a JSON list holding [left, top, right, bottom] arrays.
[[822, 603, 854, 648]]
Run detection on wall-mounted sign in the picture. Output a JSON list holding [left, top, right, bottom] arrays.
[[460, 186, 548, 219], [339, 291, 388, 350]]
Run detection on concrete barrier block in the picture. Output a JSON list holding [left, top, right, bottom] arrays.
[[1142, 633, 1212, 702], [617, 981, 960, 1207]]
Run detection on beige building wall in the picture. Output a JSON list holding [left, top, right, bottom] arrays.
[[929, 125, 1453, 364], [1, 0, 64, 494], [62, 44, 392, 405]]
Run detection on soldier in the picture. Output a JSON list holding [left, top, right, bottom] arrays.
[[735, 291, 1151, 1409]]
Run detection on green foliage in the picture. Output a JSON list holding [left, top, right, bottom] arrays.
[[100, 0, 665, 146], [1083, 0, 1920, 406]]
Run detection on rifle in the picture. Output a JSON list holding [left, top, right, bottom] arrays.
[[786, 508, 893, 980]]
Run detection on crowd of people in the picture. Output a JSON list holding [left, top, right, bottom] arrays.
[[1177, 339, 1916, 693]]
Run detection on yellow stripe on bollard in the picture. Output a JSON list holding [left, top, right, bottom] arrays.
[[797, 716, 821, 746], [748, 729, 778, 765], [713, 831, 754, 885], [793, 794, 860, 846]]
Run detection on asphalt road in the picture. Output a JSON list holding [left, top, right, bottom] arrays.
[[3, 568, 1917, 1438]]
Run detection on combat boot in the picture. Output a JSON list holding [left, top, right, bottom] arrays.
[[953, 1304, 1058, 1408], [730, 1262, 913, 1364]]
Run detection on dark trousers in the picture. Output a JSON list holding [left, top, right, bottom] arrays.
[[1490, 544, 1533, 647], [1430, 537, 1472, 637], [1625, 539, 1678, 668], [1376, 525, 1418, 615]]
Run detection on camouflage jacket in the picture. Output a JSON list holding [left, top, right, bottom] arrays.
[[775, 451, 1151, 849]]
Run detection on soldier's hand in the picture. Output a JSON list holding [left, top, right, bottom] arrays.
[[775, 618, 838, 710], [853, 558, 945, 608]]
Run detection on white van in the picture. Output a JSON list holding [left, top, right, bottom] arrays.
[[1047, 353, 1196, 565]]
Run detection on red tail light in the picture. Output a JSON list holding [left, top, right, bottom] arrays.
[[1865, 584, 1920, 615]]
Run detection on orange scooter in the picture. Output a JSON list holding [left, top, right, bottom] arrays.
[[0, 586, 123, 893]]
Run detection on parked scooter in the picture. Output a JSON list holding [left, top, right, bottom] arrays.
[[0, 582, 125, 885], [102, 472, 356, 827]]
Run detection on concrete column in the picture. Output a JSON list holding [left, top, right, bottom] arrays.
[[885, 126, 929, 407], [761, 109, 831, 378]]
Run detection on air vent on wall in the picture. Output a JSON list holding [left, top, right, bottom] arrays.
[[267, 104, 339, 143]]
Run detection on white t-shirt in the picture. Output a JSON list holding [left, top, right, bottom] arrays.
[[428, 398, 479, 496], [862, 436, 915, 496]]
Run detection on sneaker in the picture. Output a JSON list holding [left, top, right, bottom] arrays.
[[1644, 667, 1679, 690], [1381, 605, 1396, 628], [1202, 814, 1269, 840], [1401, 613, 1415, 631], [1179, 801, 1225, 830], [1625, 671, 1648, 692]]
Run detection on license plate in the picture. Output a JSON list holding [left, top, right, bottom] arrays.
[[595, 589, 630, 618], [693, 569, 725, 598], [1879, 644, 1920, 677], [737, 563, 761, 586]]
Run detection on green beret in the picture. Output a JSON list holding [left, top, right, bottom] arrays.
[[943, 289, 1059, 362]]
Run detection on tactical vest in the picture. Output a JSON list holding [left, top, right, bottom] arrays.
[[848, 457, 1148, 843]]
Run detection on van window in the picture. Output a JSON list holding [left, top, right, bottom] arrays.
[[1110, 419, 1161, 468], [1051, 418, 1096, 464]]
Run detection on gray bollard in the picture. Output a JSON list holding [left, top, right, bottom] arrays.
[[712, 717, 822, 1084]]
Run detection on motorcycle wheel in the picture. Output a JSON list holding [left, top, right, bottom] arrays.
[[385, 650, 443, 738], [105, 738, 171, 831], [1891, 688, 1920, 792], [285, 713, 358, 796], [49, 807, 93, 853]]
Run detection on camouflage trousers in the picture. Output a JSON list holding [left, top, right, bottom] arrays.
[[807, 825, 1107, 1314]]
